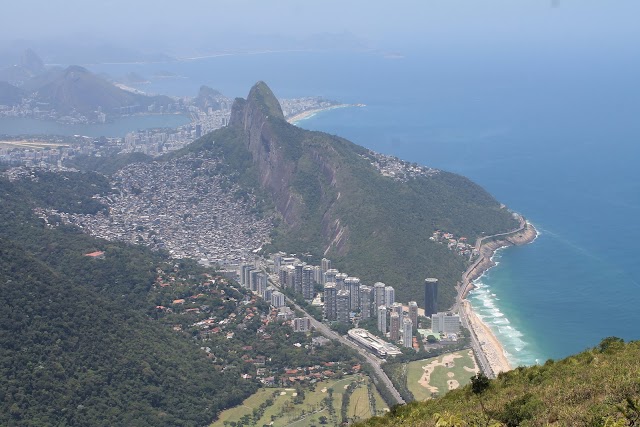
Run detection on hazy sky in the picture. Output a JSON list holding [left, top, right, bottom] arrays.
[[3, 0, 640, 53]]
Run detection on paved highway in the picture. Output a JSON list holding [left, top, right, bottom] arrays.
[[286, 297, 406, 405], [264, 274, 405, 406]]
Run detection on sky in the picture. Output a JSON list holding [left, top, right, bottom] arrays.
[[2, 0, 640, 55]]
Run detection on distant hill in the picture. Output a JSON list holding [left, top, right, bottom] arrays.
[[20, 48, 45, 74], [356, 338, 640, 427], [194, 85, 228, 110], [0, 49, 45, 85], [34, 65, 171, 114], [175, 82, 519, 308], [0, 81, 24, 105]]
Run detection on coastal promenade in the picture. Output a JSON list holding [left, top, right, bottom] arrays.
[[454, 215, 537, 378]]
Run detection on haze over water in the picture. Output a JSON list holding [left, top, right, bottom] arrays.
[[90, 43, 640, 366]]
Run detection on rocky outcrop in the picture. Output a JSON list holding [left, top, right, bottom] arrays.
[[229, 82, 348, 254]]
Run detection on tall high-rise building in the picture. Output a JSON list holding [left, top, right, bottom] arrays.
[[360, 285, 373, 319], [242, 264, 257, 288], [324, 269, 338, 286], [324, 283, 338, 321], [302, 266, 314, 300], [250, 270, 261, 291], [321, 258, 331, 273], [384, 286, 395, 306], [402, 317, 413, 348], [377, 305, 387, 334], [294, 263, 304, 295], [336, 290, 351, 324], [345, 277, 361, 310], [431, 312, 460, 334], [408, 301, 419, 331], [390, 312, 401, 341], [390, 302, 403, 317], [286, 266, 296, 290], [335, 273, 348, 291], [424, 278, 439, 317], [271, 291, 286, 308], [263, 287, 274, 302], [313, 266, 323, 284], [278, 266, 288, 287], [255, 272, 266, 295], [374, 282, 386, 308]]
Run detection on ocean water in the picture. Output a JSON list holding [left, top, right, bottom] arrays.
[[86, 47, 639, 366]]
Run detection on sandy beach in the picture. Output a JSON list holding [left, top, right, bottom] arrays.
[[462, 300, 512, 375], [460, 220, 538, 376], [287, 104, 362, 124]]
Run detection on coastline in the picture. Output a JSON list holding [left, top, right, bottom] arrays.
[[287, 104, 362, 125], [460, 219, 538, 376]]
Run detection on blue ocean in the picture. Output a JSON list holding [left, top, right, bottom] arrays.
[[89, 47, 640, 367]]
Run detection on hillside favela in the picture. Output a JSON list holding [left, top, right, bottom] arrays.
[[1, 2, 640, 427]]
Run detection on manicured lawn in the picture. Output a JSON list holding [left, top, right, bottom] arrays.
[[212, 374, 388, 427], [406, 350, 478, 401]]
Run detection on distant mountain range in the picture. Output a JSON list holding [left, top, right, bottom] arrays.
[[33, 65, 171, 115], [0, 50, 174, 117]]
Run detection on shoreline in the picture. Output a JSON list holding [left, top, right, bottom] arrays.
[[286, 104, 363, 124], [460, 218, 538, 376]]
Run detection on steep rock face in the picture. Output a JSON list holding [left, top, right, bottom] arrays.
[[229, 82, 347, 254]]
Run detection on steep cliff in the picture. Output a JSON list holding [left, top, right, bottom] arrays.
[[184, 82, 519, 308]]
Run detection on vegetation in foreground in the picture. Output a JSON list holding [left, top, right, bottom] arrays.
[[356, 338, 640, 427]]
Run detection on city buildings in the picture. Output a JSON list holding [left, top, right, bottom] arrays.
[[294, 263, 304, 295], [336, 290, 351, 324], [377, 305, 387, 333], [323, 283, 337, 321], [385, 286, 395, 306], [390, 302, 403, 317], [293, 317, 311, 333], [360, 285, 373, 319], [324, 269, 338, 286], [390, 312, 400, 341], [347, 329, 402, 357], [424, 278, 439, 317], [431, 312, 461, 334], [402, 317, 413, 348], [345, 277, 361, 310], [408, 301, 418, 331], [271, 291, 286, 308], [321, 258, 331, 273], [302, 265, 314, 300], [374, 282, 386, 307], [335, 273, 348, 291]]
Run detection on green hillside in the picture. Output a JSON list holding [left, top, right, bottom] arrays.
[[178, 82, 519, 308], [356, 338, 640, 427], [0, 172, 264, 426], [0, 168, 373, 426], [34, 66, 171, 114]]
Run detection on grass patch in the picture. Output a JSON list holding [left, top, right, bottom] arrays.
[[212, 375, 385, 427], [405, 349, 478, 401]]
